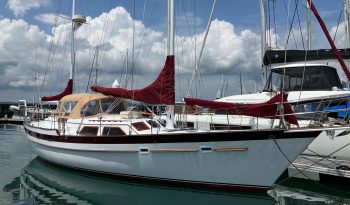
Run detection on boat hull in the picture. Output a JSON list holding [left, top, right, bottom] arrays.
[[24, 124, 319, 192], [302, 130, 350, 160]]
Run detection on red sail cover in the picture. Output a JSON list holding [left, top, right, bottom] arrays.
[[184, 92, 298, 125], [91, 55, 175, 105], [41, 79, 73, 101]]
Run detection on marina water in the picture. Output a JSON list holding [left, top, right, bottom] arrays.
[[1, 124, 350, 205]]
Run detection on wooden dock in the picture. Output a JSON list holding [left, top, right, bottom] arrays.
[[288, 155, 350, 184]]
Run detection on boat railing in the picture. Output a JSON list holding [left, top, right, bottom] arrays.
[[32, 116, 165, 136], [173, 96, 350, 130], [26, 95, 350, 133]]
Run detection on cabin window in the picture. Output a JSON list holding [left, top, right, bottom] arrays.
[[81, 100, 101, 117], [210, 124, 251, 130], [146, 120, 161, 128], [100, 98, 126, 114], [79, 126, 99, 136], [132, 122, 150, 131], [185, 122, 194, 128], [263, 66, 343, 91], [60, 101, 77, 114], [102, 127, 126, 136]]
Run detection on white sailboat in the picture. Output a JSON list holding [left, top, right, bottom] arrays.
[[23, 0, 348, 192]]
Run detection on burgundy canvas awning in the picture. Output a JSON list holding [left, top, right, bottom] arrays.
[[91, 55, 175, 105], [41, 79, 73, 101], [184, 92, 298, 125]]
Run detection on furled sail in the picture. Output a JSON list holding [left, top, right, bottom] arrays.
[[184, 92, 298, 125], [41, 79, 73, 101], [91, 55, 175, 105]]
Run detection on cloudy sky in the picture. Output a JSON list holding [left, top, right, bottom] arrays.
[[0, 0, 347, 102]]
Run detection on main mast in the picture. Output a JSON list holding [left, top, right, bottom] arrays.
[[166, 0, 175, 129], [71, 0, 86, 93], [70, 0, 76, 90]]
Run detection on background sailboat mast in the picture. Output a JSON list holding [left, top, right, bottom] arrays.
[[306, 1, 312, 50], [345, 0, 350, 49], [167, 0, 175, 56], [70, 0, 76, 92], [186, 0, 217, 97], [260, 0, 267, 86], [166, 0, 175, 129], [345, 0, 350, 88]]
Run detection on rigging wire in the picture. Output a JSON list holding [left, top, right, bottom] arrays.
[[295, 0, 305, 50], [187, 0, 217, 98], [282, 0, 299, 49], [267, 0, 272, 49], [88, 0, 114, 90], [85, 49, 97, 92], [39, 0, 63, 95], [131, 0, 136, 93], [51, 18, 70, 94], [33, 43, 38, 105], [79, 0, 94, 92], [179, 0, 198, 97], [119, 50, 129, 88], [281, 0, 300, 93], [180, 0, 198, 65], [272, 138, 350, 195], [95, 1, 124, 89], [131, 0, 156, 73], [294, 0, 307, 104], [333, 9, 343, 43], [272, 0, 278, 47]]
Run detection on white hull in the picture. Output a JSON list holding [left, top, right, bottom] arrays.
[[24, 124, 317, 191], [184, 114, 350, 160], [303, 130, 350, 160], [185, 90, 350, 160], [185, 115, 350, 160]]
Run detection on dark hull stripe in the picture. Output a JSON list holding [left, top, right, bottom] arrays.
[[38, 157, 271, 193], [24, 124, 321, 144]]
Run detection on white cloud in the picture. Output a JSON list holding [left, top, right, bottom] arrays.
[[7, 0, 51, 17], [0, 6, 265, 101], [176, 19, 261, 75], [35, 13, 70, 26], [0, 18, 48, 89]]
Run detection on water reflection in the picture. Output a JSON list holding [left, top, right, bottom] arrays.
[[4, 158, 276, 205], [269, 178, 350, 205], [2, 125, 350, 205]]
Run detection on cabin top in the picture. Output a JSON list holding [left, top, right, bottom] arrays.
[[58, 93, 127, 119]]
